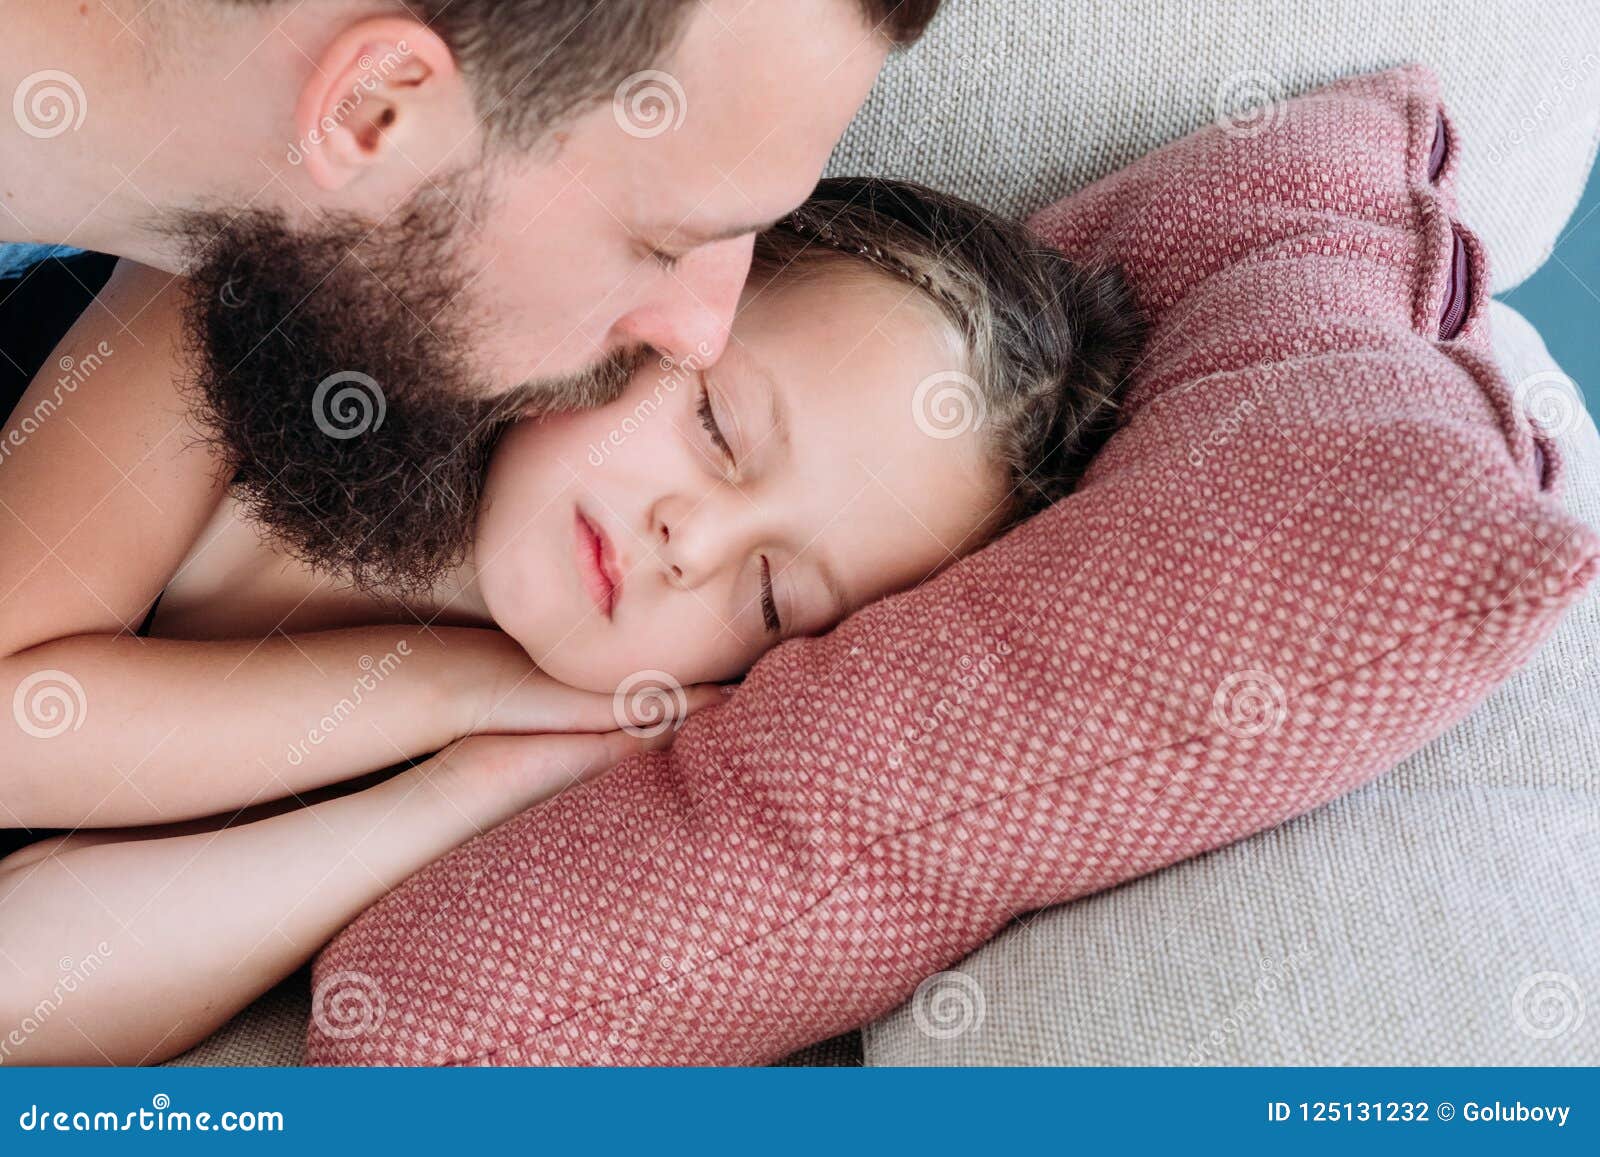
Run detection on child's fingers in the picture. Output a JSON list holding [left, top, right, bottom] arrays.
[[472, 674, 611, 734], [686, 682, 735, 712], [526, 682, 630, 734], [485, 676, 730, 736], [538, 728, 660, 778]]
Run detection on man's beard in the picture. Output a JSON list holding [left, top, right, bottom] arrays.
[[174, 181, 642, 596]]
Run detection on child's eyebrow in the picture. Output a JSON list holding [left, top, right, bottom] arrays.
[[735, 345, 848, 620], [815, 552, 849, 621], [733, 344, 790, 454]]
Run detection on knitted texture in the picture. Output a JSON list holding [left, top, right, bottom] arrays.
[[307, 67, 1600, 1066]]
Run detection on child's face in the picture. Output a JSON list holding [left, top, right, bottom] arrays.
[[473, 266, 1009, 692]]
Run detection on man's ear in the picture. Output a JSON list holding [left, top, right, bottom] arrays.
[[292, 17, 468, 191]]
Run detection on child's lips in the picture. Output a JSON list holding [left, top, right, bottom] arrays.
[[574, 506, 622, 619]]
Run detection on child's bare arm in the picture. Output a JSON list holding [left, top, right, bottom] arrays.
[[0, 728, 658, 1065], [0, 263, 619, 828]]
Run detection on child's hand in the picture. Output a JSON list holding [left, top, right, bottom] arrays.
[[468, 635, 725, 738], [397, 729, 663, 832], [0, 725, 685, 1065]]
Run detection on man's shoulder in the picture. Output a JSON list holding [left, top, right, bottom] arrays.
[[0, 248, 118, 416]]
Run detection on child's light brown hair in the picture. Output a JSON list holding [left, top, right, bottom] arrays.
[[753, 177, 1147, 529]]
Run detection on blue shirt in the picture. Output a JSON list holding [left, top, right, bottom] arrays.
[[0, 243, 84, 277]]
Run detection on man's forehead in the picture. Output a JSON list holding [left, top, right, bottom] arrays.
[[664, 0, 885, 126], [621, 142, 805, 239], [673, 0, 879, 73], [529, 0, 886, 235]]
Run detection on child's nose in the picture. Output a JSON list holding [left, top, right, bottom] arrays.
[[652, 491, 755, 591]]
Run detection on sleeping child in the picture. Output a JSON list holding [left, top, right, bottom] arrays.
[[0, 177, 1143, 1063]]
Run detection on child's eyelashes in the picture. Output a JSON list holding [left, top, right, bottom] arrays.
[[759, 555, 781, 635], [696, 382, 736, 466], [691, 377, 781, 636]]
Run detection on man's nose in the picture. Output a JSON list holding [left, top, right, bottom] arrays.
[[613, 236, 753, 366]]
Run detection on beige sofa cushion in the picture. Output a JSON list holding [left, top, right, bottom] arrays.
[[862, 301, 1600, 1065], [826, 0, 1600, 292], [165, 969, 307, 1067]]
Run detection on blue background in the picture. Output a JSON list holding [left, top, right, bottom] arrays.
[[1503, 166, 1600, 413]]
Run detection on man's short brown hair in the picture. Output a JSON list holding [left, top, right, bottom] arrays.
[[384, 0, 941, 149]]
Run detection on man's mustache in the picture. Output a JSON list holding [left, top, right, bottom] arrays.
[[512, 344, 654, 419]]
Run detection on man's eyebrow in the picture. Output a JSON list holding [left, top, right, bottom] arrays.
[[667, 218, 783, 246]]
